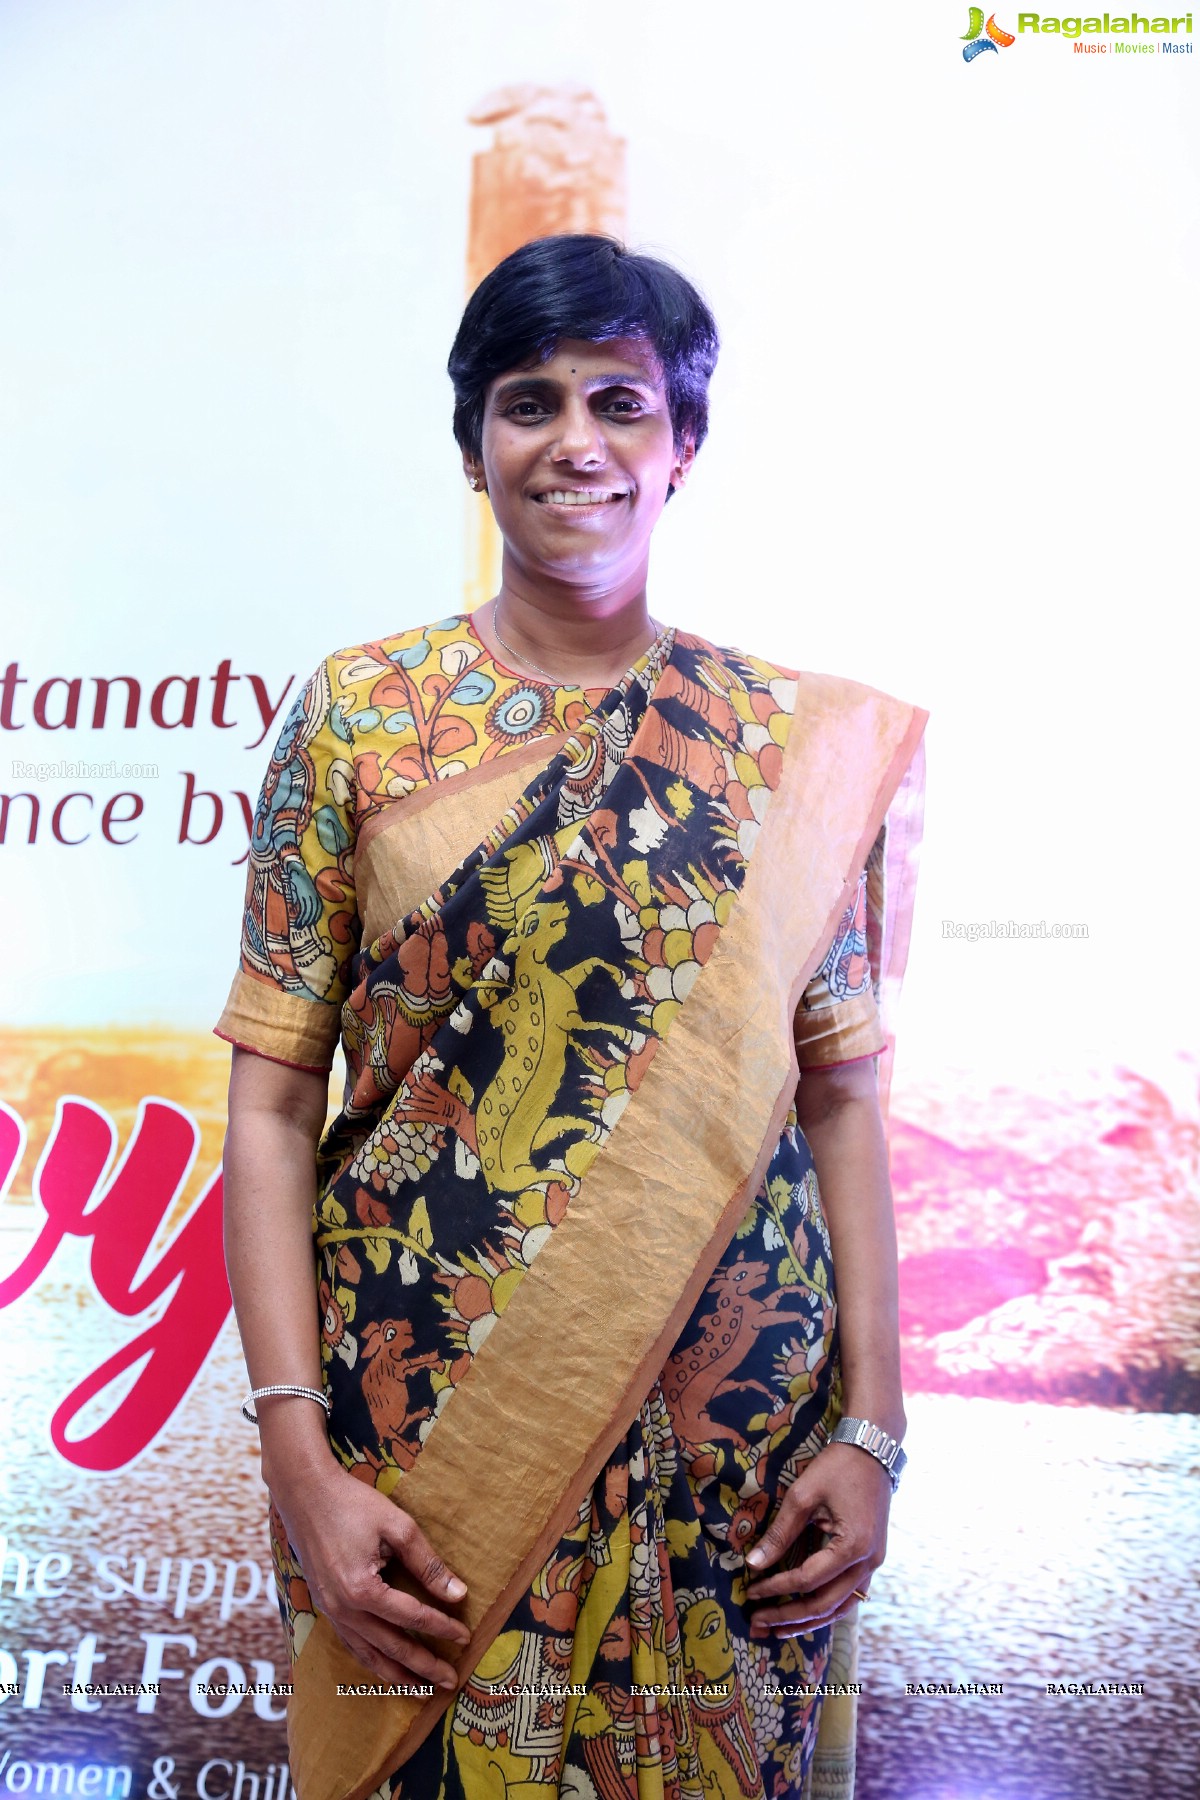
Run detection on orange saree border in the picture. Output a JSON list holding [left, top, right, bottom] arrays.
[[289, 671, 928, 1800]]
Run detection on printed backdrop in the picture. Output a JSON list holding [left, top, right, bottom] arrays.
[[2, 5, 1197, 1799]]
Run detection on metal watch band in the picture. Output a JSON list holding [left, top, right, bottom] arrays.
[[829, 1416, 907, 1492]]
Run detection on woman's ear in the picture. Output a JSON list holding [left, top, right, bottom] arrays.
[[463, 454, 486, 492], [672, 436, 697, 492]]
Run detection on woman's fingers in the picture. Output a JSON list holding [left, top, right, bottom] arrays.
[[378, 1501, 468, 1605], [748, 1569, 872, 1635], [745, 1447, 889, 1604], [334, 1617, 458, 1692], [357, 1570, 472, 1652], [279, 1475, 471, 1667], [744, 1476, 815, 1578], [745, 1534, 854, 1602], [346, 1604, 461, 1689]]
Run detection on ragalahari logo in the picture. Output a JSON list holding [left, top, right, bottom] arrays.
[[962, 8, 1017, 56]]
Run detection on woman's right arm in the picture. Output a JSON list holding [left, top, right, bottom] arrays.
[[222, 1044, 469, 1688]]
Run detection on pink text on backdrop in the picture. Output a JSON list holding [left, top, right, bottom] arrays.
[[0, 1096, 231, 1470]]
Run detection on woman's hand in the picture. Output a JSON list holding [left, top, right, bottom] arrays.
[[270, 1450, 471, 1689], [222, 1050, 470, 1689], [753, 1057, 903, 1633], [744, 1444, 891, 1634]]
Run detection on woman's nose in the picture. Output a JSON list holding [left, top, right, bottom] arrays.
[[551, 399, 605, 466]]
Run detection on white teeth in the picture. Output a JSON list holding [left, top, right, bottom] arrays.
[[537, 490, 623, 505]]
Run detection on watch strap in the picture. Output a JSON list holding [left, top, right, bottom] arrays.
[[829, 1416, 907, 1491]]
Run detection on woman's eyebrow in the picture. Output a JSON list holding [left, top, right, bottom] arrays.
[[493, 372, 660, 404], [581, 371, 660, 393]]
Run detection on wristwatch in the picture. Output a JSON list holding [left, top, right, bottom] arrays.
[[828, 1417, 907, 1492]]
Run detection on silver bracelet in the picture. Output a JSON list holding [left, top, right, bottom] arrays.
[[241, 1383, 331, 1425], [828, 1416, 907, 1492]]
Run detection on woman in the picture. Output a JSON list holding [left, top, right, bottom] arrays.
[[216, 234, 926, 1800]]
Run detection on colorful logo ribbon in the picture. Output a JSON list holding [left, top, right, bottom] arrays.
[[961, 8, 1016, 60]]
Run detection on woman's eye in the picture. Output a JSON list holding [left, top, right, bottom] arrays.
[[507, 400, 547, 419], [605, 398, 642, 416]]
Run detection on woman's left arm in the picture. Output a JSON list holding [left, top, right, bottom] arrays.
[[744, 1056, 904, 1634]]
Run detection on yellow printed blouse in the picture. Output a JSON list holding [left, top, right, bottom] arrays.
[[212, 616, 884, 1076]]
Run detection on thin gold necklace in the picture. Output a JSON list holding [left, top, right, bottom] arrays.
[[490, 605, 662, 688]]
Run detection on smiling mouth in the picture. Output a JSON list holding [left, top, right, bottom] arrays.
[[532, 490, 629, 506]]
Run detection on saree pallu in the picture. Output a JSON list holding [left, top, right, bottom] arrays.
[[271, 627, 926, 1800]]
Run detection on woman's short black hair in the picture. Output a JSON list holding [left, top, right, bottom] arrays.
[[448, 234, 719, 463]]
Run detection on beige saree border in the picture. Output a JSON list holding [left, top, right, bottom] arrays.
[[355, 732, 572, 862], [875, 736, 927, 1122], [290, 673, 928, 1800], [355, 738, 573, 942]]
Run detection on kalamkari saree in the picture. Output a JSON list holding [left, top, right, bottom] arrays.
[[214, 616, 927, 1800]]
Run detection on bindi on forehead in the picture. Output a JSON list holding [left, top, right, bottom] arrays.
[[549, 337, 662, 380]]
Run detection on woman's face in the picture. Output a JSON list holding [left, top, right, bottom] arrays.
[[469, 336, 694, 593]]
